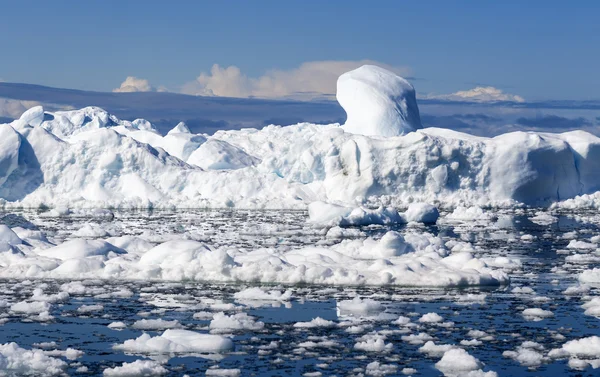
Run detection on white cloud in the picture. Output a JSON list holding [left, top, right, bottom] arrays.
[[427, 86, 525, 103], [113, 76, 155, 93], [181, 60, 412, 100]]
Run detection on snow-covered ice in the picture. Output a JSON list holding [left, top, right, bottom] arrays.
[[337, 64, 422, 137], [2, 65, 600, 210]]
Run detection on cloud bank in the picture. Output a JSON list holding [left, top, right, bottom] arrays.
[[113, 76, 155, 93], [426, 86, 525, 103], [180, 60, 412, 100]]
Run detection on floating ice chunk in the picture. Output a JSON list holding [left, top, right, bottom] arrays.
[[132, 319, 182, 330], [582, 297, 600, 317], [522, 308, 553, 321], [77, 304, 104, 313], [455, 294, 487, 305], [354, 334, 393, 352], [563, 284, 590, 295], [435, 348, 483, 373], [10, 300, 50, 314], [337, 297, 384, 317], [393, 316, 412, 326], [446, 206, 493, 221], [418, 312, 444, 323], [553, 336, 600, 358], [567, 240, 596, 250], [503, 341, 546, 368], [31, 287, 69, 303], [108, 321, 127, 330], [205, 368, 242, 376], [402, 203, 439, 224], [511, 286, 535, 294], [365, 361, 398, 376], [529, 212, 558, 226], [401, 333, 434, 345], [337, 65, 421, 137], [293, 317, 336, 329], [309, 203, 438, 227], [103, 359, 168, 376], [233, 287, 292, 302], [460, 339, 482, 347], [209, 312, 264, 332], [418, 341, 457, 357], [42, 348, 84, 360], [579, 268, 600, 284], [114, 329, 233, 354], [0, 342, 67, 376]]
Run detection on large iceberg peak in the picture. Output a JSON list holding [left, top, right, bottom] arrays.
[[337, 65, 422, 137]]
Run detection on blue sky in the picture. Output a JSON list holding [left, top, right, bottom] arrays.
[[1, 1, 599, 100]]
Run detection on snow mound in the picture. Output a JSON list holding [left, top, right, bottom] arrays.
[[337, 65, 421, 137]]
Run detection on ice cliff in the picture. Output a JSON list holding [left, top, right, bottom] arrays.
[[0, 65, 599, 209]]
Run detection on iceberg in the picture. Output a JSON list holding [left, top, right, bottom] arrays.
[[0, 65, 598, 210]]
